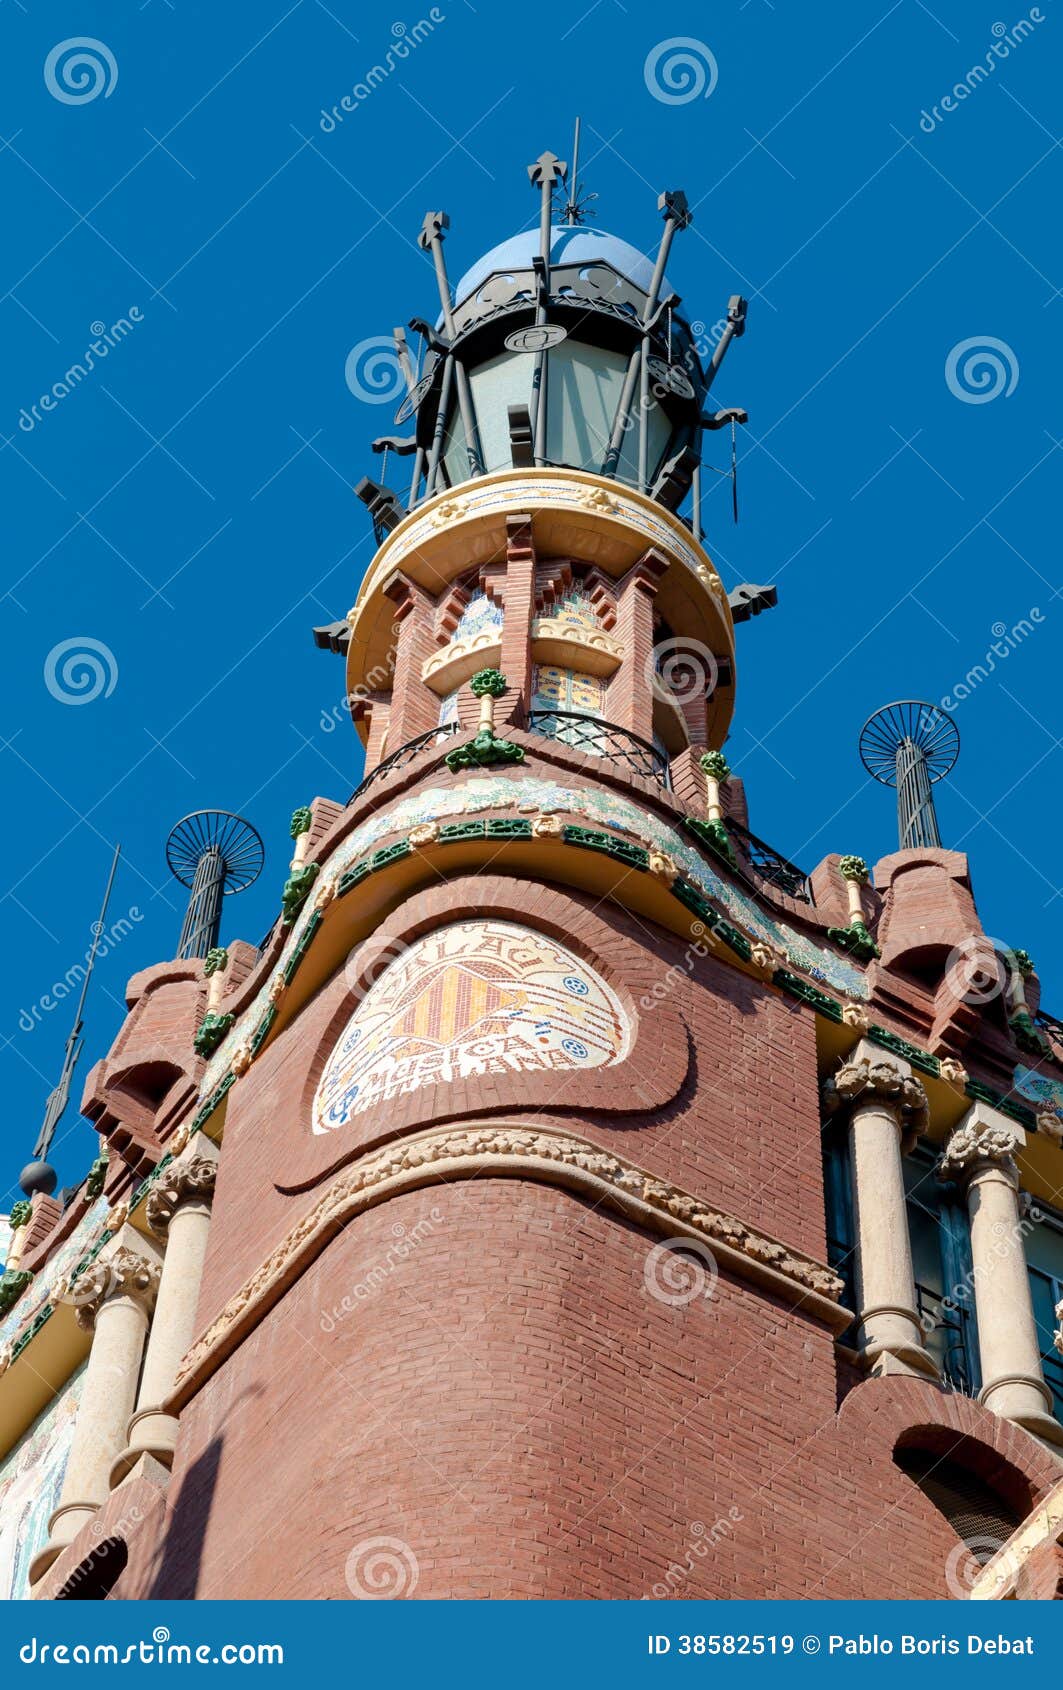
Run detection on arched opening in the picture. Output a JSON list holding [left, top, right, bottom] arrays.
[[894, 1440, 1026, 1570], [53, 1536, 128, 1600]]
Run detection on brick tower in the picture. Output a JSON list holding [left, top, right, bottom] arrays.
[[6, 155, 1063, 1603]]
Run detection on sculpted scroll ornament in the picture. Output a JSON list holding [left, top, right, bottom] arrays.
[[146, 1155, 218, 1239], [171, 1125, 846, 1406], [939, 1120, 1020, 1181], [822, 1056, 929, 1134], [69, 1247, 161, 1331]]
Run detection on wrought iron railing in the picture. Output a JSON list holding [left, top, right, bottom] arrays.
[[915, 1281, 976, 1396], [526, 710, 671, 787], [347, 722, 460, 805], [1035, 1007, 1063, 1048], [728, 819, 814, 904]]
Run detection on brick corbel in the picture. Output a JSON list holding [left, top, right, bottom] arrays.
[[611, 546, 669, 744], [498, 514, 535, 724], [381, 573, 438, 747]]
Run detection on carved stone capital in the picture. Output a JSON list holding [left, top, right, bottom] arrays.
[[822, 1054, 929, 1134], [69, 1246, 161, 1330], [939, 1119, 1020, 1184], [146, 1154, 218, 1240]]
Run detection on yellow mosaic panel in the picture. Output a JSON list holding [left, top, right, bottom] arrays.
[[313, 920, 630, 1131]]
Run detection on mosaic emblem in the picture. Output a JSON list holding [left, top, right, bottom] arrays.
[[313, 920, 630, 1131]]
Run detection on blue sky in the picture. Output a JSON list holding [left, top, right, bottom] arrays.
[[1, 0, 1060, 1195]]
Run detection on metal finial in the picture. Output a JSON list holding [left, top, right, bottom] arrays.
[[859, 702, 960, 851], [166, 810, 264, 960]]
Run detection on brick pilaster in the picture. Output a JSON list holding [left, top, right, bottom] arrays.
[[383, 574, 439, 745], [498, 515, 535, 725], [610, 547, 668, 744]]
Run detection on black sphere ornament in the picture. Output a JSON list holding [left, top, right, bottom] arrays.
[[19, 1159, 58, 1198]]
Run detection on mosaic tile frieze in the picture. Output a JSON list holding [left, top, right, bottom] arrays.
[[0, 1363, 85, 1599], [1014, 1064, 1063, 1113], [314, 919, 630, 1132], [0, 1197, 109, 1352], [200, 776, 869, 1099]]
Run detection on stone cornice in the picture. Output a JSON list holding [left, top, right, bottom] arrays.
[[168, 1123, 849, 1413]]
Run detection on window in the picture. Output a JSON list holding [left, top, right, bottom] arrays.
[[904, 1147, 979, 1395], [894, 1447, 1022, 1560], [1024, 1209, 1063, 1425], [821, 1131, 980, 1392]]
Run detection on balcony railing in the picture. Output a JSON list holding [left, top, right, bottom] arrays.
[[347, 722, 460, 805], [728, 818, 814, 905], [526, 709, 671, 788]]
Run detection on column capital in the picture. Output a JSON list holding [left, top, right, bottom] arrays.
[[69, 1240, 162, 1332], [146, 1149, 218, 1240], [822, 1041, 928, 1135], [939, 1103, 1022, 1186]]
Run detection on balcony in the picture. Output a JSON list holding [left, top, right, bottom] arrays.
[[526, 709, 670, 787]]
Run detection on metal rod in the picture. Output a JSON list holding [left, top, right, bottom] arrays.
[[425, 354, 455, 498], [392, 326, 424, 507], [34, 842, 121, 1162], [527, 153, 566, 467], [604, 191, 688, 482], [177, 844, 228, 960], [896, 739, 942, 850], [420, 212, 484, 479]]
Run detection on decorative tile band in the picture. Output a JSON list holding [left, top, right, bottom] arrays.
[[169, 1122, 850, 1411], [197, 775, 871, 1099]]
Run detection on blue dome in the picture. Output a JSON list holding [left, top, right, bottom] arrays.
[[453, 226, 671, 304]]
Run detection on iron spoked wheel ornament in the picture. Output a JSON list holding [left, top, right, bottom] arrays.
[[165, 810, 265, 894], [858, 701, 960, 788]]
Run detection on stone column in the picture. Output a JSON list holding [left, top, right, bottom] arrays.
[[940, 1104, 1063, 1447], [110, 1145, 219, 1486], [823, 1040, 937, 1378], [29, 1230, 162, 1584]]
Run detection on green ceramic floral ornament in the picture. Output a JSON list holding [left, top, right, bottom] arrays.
[[193, 1011, 235, 1059], [469, 668, 507, 699], [838, 855, 870, 884], [290, 806, 313, 839], [699, 750, 731, 783], [203, 946, 229, 978]]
